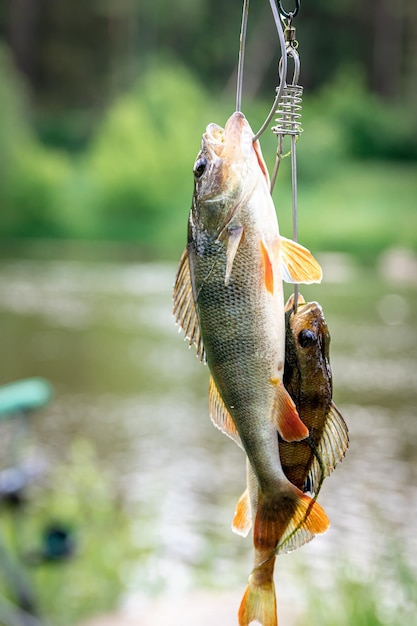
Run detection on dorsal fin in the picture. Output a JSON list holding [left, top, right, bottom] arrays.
[[305, 402, 349, 496], [173, 248, 206, 362]]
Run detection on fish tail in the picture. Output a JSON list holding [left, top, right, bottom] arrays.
[[238, 555, 277, 626], [254, 484, 330, 556]]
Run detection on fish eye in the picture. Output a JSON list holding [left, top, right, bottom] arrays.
[[193, 157, 207, 179], [298, 329, 317, 348]]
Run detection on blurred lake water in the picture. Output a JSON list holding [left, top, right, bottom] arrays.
[[0, 246, 416, 618]]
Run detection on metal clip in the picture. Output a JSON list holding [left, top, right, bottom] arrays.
[[277, 0, 300, 20]]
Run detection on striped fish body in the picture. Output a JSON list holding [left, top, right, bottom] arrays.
[[174, 111, 328, 626], [281, 296, 348, 495], [188, 164, 287, 492]]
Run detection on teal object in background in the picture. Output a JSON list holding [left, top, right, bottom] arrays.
[[0, 378, 53, 418]]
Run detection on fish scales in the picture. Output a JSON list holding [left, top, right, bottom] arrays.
[[173, 111, 328, 626], [190, 222, 287, 490], [232, 295, 349, 557]]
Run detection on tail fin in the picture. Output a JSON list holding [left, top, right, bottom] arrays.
[[254, 484, 330, 556], [238, 572, 277, 626]]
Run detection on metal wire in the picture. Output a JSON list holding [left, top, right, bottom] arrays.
[[271, 31, 304, 311], [236, 0, 250, 112], [252, 0, 287, 142], [278, 0, 300, 20]]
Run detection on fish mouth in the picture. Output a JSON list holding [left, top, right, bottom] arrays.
[[290, 300, 327, 339], [224, 112, 254, 160], [202, 112, 253, 160], [226, 112, 270, 186]]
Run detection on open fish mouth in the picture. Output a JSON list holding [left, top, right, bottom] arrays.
[[202, 112, 253, 160]]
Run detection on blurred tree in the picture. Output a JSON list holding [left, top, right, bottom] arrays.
[[0, 0, 416, 147]]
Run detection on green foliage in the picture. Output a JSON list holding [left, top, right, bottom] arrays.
[[85, 59, 218, 252], [0, 45, 74, 239], [299, 552, 417, 626], [1, 439, 141, 626], [0, 49, 416, 261], [319, 68, 417, 161]]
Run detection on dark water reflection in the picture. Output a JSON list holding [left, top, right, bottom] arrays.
[[0, 252, 416, 610]]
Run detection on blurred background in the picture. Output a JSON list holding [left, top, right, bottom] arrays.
[[0, 1, 416, 625]]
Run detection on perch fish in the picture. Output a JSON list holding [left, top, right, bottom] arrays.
[[173, 111, 329, 626], [233, 294, 348, 555]]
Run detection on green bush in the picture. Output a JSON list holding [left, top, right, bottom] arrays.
[[319, 68, 417, 161], [299, 550, 417, 626], [0, 45, 74, 239], [1, 439, 141, 626], [86, 60, 218, 252]]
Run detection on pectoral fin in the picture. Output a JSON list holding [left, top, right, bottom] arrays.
[[279, 237, 322, 284], [225, 225, 244, 286], [260, 239, 274, 294], [173, 248, 206, 362], [209, 376, 242, 448], [272, 381, 309, 441]]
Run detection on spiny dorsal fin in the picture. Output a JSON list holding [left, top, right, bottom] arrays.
[[306, 402, 349, 496], [280, 237, 322, 284], [208, 376, 242, 448], [173, 248, 206, 362]]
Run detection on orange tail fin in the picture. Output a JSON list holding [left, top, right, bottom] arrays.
[[238, 576, 277, 626]]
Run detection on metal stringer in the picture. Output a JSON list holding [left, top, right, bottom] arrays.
[[271, 11, 304, 311]]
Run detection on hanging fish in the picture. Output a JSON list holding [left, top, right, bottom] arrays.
[[233, 294, 348, 555], [173, 111, 328, 626], [281, 294, 348, 500]]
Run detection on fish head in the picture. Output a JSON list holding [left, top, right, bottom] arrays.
[[190, 111, 270, 237], [285, 294, 332, 393]]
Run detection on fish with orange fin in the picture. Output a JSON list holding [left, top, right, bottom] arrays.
[[173, 111, 329, 626], [232, 294, 348, 556], [280, 294, 348, 507]]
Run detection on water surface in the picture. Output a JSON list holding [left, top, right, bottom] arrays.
[[0, 250, 416, 616]]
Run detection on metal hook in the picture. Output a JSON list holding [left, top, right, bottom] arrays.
[[277, 0, 300, 20]]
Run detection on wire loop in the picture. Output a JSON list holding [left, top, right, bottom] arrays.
[[277, 0, 300, 20]]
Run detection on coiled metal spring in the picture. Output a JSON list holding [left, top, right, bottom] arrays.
[[272, 84, 303, 137]]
